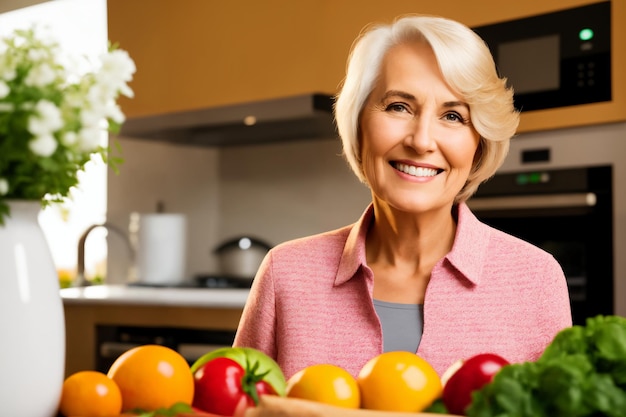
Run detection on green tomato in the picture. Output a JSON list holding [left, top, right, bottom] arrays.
[[191, 347, 287, 397]]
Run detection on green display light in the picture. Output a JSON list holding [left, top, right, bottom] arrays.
[[516, 172, 549, 186], [516, 174, 529, 185], [579, 28, 594, 41], [529, 172, 542, 184]]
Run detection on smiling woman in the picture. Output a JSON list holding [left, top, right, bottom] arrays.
[[233, 14, 572, 393], [0, 0, 111, 285]]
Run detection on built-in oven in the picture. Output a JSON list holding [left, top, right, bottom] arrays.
[[94, 277, 250, 371], [95, 325, 236, 372], [467, 165, 613, 325]]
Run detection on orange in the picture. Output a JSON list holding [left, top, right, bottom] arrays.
[[286, 364, 360, 409], [107, 344, 194, 412], [357, 351, 442, 412], [59, 370, 122, 417]]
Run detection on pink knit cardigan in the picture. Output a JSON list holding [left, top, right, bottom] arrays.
[[233, 203, 573, 379]]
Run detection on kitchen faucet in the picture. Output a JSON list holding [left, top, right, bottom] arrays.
[[76, 222, 135, 287]]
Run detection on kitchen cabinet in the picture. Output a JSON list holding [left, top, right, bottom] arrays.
[[61, 286, 247, 376], [107, 0, 625, 134], [0, 0, 47, 13]]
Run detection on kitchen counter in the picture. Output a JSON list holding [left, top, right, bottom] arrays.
[[61, 285, 248, 377], [60, 284, 250, 308]]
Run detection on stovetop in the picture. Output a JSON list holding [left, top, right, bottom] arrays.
[[128, 274, 253, 289]]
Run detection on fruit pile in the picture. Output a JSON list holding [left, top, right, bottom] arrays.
[[58, 343, 499, 417], [58, 315, 626, 417]]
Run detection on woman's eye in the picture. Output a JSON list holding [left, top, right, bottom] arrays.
[[385, 103, 409, 113], [443, 111, 468, 124]]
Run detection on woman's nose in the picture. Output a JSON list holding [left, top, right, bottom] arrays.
[[403, 116, 436, 153]]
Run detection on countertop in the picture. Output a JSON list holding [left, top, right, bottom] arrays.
[[60, 284, 250, 308]]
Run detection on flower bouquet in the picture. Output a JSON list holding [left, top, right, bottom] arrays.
[[0, 26, 136, 225]]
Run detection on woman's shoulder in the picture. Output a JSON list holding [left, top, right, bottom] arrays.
[[480, 224, 566, 283], [485, 224, 553, 260], [269, 224, 353, 260], [259, 225, 357, 286], [460, 204, 556, 264]]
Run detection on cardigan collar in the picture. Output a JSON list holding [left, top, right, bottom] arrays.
[[335, 202, 488, 286]]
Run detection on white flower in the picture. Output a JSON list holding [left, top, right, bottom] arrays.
[[61, 131, 78, 146], [63, 89, 84, 108], [0, 178, 8, 196], [0, 102, 13, 112], [80, 107, 103, 127], [121, 83, 134, 98], [77, 126, 102, 152], [28, 99, 63, 135], [2, 67, 16, 81], [87, 82, 113, 106], [100, 49, 136, 83], [0, 81, 9, 99], [25, 62, 57, 87], [97, 49, 136, 97], [27, 48, 48, 62], [105, 101, 125, 124], [29, 134, 58, 157]]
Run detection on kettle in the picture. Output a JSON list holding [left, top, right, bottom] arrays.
[[214, 236, 272, 281]]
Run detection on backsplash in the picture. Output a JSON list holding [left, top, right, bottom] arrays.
[[218, 139, 371, 246], [106, 136, 370, 284]]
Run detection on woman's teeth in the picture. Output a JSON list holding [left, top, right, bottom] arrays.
[[394, 163, 439, 177]]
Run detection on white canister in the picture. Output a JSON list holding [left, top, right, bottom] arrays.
[[130, 213, 187, 285]]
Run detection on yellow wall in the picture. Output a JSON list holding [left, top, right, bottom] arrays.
[[107, 0, 623, 133]]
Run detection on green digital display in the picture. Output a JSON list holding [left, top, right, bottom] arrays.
[[579, 28, 594, 41], [516, 172, 549, 185]]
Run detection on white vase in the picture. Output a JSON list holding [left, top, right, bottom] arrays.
[[0, 200, 65, 417]]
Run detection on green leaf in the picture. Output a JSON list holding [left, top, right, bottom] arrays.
[[467, 363, 546, 417], [539, 325, 587, 361], [593, 320, 626, 361], [582, 373, 626, 416], [536, 356, 593, 416], [423, 397, 449, 414], [0, 202, 9, 226]]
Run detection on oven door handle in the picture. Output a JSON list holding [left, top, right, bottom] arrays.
[[467, 192, 597, 211]]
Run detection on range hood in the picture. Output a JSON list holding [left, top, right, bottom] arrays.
[[118, 93, 336, 147]]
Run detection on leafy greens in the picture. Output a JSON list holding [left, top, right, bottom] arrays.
[[466, 315, 626, 417]]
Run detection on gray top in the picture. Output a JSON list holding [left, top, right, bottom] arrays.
[[373, 299, 424, 353]]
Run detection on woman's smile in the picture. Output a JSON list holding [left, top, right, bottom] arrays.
[[391, 161, 443, 180]]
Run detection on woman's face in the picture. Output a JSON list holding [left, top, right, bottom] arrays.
[[359, 41, 480, 214]]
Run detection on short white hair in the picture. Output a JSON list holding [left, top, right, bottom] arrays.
[[334, 14, 520, 202]]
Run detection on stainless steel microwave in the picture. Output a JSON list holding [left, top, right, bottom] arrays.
[[473, 1, 611, 113]]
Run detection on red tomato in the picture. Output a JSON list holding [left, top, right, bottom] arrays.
[[192, 357, 276, 416], [191, 347, 286, 397], [442, 353, 509, 415]]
